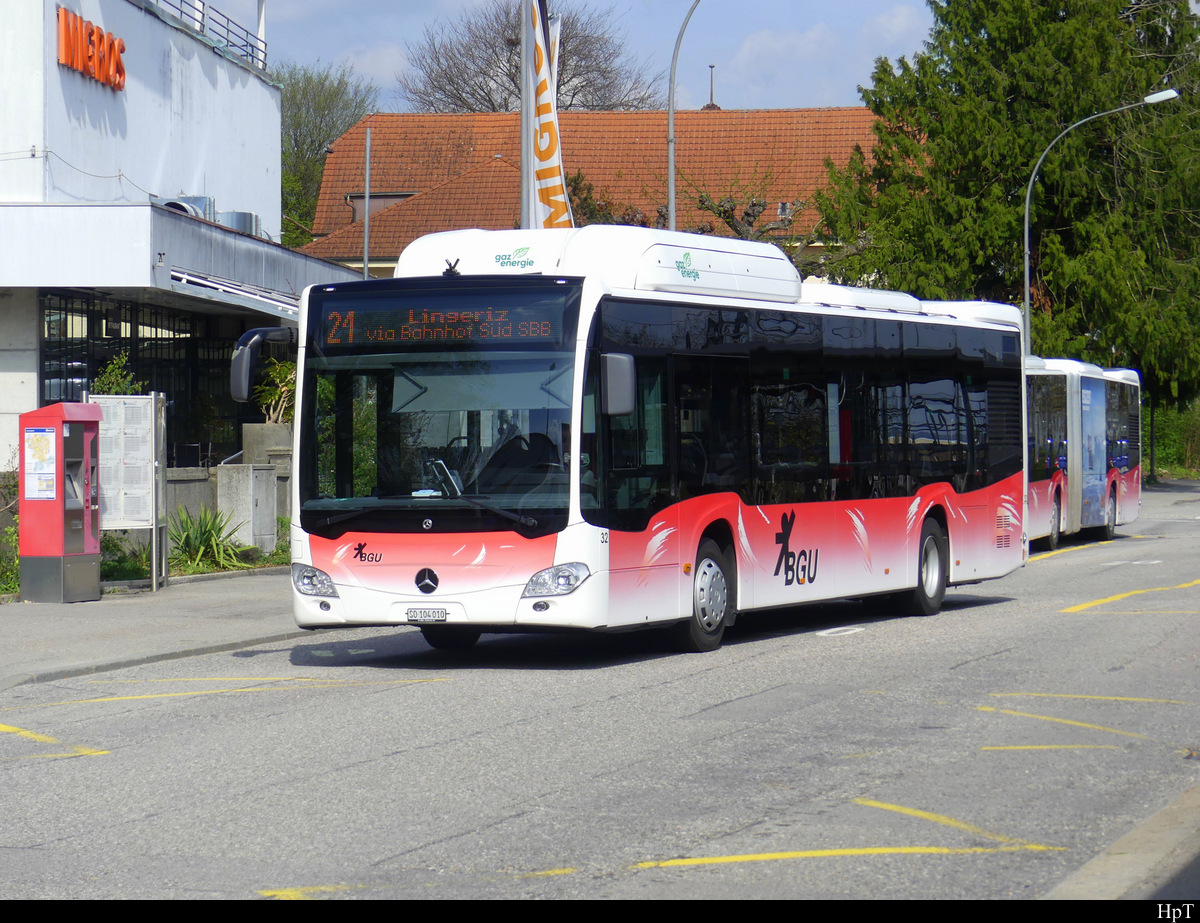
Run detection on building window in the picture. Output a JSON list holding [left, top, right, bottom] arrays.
[[40, 291, 251, 466]]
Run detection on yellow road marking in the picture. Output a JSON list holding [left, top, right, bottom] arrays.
[[988, 692, 1191, 706], [853, 799, 1041, 846], [1061, 578, 1200, 613], [94, 676, 342, 684], [5, 678, 450, 711], [258, 884, 356, 900], [1029, 545, 1097, 562], [521, 868, 576, 877], [0, 722, 108, 758], [981, 745, 1120, 751], [976, 706, 1149, 739], [633, 844, 1060, 868], [634, 799, 1062, 869]]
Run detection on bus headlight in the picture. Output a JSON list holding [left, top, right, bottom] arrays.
[[292, 563, 339, 598], [522, 562, 590, 597]]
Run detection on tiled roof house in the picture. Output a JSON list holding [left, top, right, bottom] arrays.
[[304, 108, 877, 274]]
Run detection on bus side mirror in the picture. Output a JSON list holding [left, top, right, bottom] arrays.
[[231, 326, 296, 402], [602, 353, 636, 416]]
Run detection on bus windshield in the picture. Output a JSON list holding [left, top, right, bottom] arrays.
[[298, 277, 581, 536]]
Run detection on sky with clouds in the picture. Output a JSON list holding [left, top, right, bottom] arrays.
[[218, 0, 935, 110]]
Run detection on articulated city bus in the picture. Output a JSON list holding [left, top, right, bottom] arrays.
[[1026, 357, 1141, 549], [233, 227, 1027, 651]]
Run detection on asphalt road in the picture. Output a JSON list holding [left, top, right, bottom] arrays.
[[1, 483, 1197, 899]]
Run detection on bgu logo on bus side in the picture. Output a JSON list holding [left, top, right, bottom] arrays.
[[774, 510, 819, 586]]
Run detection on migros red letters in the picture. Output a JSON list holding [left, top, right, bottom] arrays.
[[57, 7, 126, 91]]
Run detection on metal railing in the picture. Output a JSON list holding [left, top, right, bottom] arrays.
[[146, 0, 268, 70]]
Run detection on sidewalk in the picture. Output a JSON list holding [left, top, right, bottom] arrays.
[[0, 567, 303, 690]]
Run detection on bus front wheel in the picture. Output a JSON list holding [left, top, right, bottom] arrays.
[[674, 539, 733, 652], [908, 519, 948, 616]]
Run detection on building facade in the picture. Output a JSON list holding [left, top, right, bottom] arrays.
[[0, 0, 356, 466]]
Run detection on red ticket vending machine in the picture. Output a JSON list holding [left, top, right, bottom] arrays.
[[19, 403, 103, 602]]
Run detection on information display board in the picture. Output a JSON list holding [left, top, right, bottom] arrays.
[[91, 395, 165, 530]]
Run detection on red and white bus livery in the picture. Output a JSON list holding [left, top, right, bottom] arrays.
[[1026, 357, 1141, 548], [233, 227, 1027, 651]]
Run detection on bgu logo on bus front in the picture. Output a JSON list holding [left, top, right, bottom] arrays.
[[774, 510, 819, 586], [352, 542, 382, 563]]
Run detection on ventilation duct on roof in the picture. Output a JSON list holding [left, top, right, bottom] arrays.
[[217, 211, 263, 238]]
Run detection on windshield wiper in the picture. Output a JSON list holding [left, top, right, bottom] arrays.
[[430, 459, 538, 529]]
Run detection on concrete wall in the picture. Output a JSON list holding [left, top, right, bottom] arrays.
[[216, 464, 276, 551], [0, 291, 41, 466], [166, 466, 216, 516], [148, 458, 290, 554]]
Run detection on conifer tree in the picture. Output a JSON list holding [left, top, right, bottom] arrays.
[[816, 0, 1200, 403]]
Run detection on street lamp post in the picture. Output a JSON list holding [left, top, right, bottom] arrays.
[[667, 0, 700, 232], [1022, 88, 1179, 354]]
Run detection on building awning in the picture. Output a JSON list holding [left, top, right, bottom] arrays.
[[0, 202, 357, 319]]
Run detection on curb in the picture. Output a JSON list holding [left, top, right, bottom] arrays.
[[0, 629, 310, 692], [1044, 777, 1200, 899]]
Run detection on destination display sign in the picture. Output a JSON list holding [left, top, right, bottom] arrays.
[[311, 282, 577, 354]]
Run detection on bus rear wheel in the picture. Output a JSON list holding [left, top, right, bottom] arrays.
[[1102, 490, 1117, 541], [420, 625, 481, 651], [907, 519, 948, 616], [673, 539, 733, 652], [1047, 495, 1061, 550]]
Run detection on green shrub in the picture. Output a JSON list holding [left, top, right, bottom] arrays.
[[91, 351, 147, 395], [0, 518, 17, 595], [100, 531, 150, 582], [168, 506, 248, 572], [1149, 401, 1200, 473], [253, 358, 296, 424], [264, 516, 291, 565]]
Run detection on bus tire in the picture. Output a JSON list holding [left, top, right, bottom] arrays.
[[907, 519, 948, 616], [1047, 495, 1061, 550], [420, 625, 481, 651], [1102, 490, 1117, 541], [674, 539, 733, 652]]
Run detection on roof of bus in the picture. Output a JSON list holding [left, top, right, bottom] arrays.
[[393, 226, 804, 303], [1033, 357, 1111, 377], [393, 228, 1023, 331]]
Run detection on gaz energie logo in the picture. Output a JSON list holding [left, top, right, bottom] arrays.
[[675, 251, 700, 281], [495, 247, 534, 268]]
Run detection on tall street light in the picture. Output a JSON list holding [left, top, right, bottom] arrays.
[[668, 0, 701, 231], [1022, 88, 1179, 354]]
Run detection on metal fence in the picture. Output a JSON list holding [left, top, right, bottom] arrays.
[[146, 0, 268, 70]]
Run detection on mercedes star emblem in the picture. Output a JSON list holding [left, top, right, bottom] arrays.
[[415, 568, 439, 594]]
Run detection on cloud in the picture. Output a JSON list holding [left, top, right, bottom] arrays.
[[348, 42, 410, 94], [858, 3, 930, 61], [725, 24, 852, 108]]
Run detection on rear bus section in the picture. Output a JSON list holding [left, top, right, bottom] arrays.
[[1027, 358, 1140, 547]]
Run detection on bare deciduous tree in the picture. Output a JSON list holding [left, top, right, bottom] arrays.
[[397, 0, 664, 112]]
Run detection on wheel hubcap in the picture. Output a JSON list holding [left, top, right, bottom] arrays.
[[920, 536, 940, 597], [694, 557, 728, 632]]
